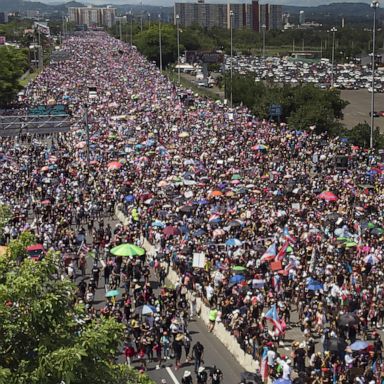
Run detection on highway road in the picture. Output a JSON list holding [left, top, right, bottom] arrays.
[[77, 236, 244, 384]]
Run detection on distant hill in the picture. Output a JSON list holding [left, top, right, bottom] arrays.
[[0, 0, 83, 13], [283, 2, 381, 25]]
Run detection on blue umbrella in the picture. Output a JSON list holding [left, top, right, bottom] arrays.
[[306, 277, 323, 291], [179, 224, 189, 234], [124, 195, 135, 203], [273, 379, 292, 384], [152, 220, 165, 228], [194, 199, 209, 205], [193, 229, 206, 238], [350, 340, 369, 351], [225, 238, 242, 247], [229, 275, 245, 284]]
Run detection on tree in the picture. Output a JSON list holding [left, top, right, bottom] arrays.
[[134, 24, 181, 68], [0, 46, 28, 107], [346, 122, 384, 149], [0, 233, 153, 384], [0, 204, 11, 241]]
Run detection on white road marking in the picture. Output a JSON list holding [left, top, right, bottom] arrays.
[[166, 366, 181, 384]]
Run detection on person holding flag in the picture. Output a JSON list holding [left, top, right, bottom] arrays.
[[260, 346, 269, 383], [264, 304, 283, 335]]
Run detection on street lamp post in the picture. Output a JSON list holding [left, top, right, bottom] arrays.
[[262, 24, 266, 58], [129, 11, 133, 46], [159, 14, 162, 73], [148, 13, 151, 29], [230, 10, 234, 108], [331, 27, 337, 87], [370, 0, 379, 149], [176, 14, 180, 84]]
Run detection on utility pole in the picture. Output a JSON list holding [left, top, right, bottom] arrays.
[[159, 13, 163, 73], [119, 19, 122, 40], [84, 104, 90, 166]]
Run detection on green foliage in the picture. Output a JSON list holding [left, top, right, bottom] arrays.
[[0, 46, 29, 107], [0, 205, 11, 240], [345, 122, 384, 149], [6, 231, 35, 262], [133, 24, 181, 68], [229, 74, 349, 135], [0, 235, 154, 384]]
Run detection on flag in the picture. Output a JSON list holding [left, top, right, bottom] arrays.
[[78, 241, 89, 255], [265, 304, 283, 334], [260, 346, 269, 382], [283, 226, 296, 243], [260, 243, 276, 263], [275, 240, 289, 262]]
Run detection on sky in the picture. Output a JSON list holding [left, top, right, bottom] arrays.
[[39, 0, 372, 5]]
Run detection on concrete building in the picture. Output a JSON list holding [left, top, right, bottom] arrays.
[[0, 12, 8, 24], [174, 1, 282, 31], [68, 6, 116, 29], [299, 10, 305, 25]]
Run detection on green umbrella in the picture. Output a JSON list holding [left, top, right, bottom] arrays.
[[345, 241, 357, 248], [287, 246, 293, 253], [232, 265, 247, 271], [105, 289, 120, 298], [110, 243, 145, 257], [368, 222, 376, 229], [231, 174, 242, 180], [337, 237, 350, 242]]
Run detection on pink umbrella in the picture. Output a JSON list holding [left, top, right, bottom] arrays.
[[107, 161, 122, 170], [318, 191, 338, 202]]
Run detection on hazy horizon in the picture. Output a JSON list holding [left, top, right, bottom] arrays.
[[33, 0, 373, 6]]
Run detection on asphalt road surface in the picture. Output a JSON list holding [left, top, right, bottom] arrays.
[[77, 245, 244, 384]]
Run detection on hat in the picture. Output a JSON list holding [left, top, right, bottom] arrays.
[[176, 333, 184, 341], [183, 370, 191, 378], [198, 366, 205, 373]]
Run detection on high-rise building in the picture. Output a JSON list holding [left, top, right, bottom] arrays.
[[68, 7, 116, 28], [299, 10, 305, 25], [0, 12, 9, 24], [174, 1, 282, 31]]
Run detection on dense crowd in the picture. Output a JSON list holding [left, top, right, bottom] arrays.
[[2, 32, 384, 383]]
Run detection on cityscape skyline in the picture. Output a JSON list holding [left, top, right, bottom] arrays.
[[28, 0, 379, 6]]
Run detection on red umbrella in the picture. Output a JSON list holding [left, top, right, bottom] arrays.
[[41, 200, 51, 205], [163, 226, 180, 237], [107, 161, 122, 170], [318, 191, 338, 201]]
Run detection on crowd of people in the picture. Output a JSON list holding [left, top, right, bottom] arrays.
[[2, 31, 384, 383]]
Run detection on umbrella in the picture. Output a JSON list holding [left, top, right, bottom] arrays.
[[232, 265, 247, 272], [107, 161, 122, 170], [345, 241, 357, 248], [180, 205, 194, 213], [231, 174, 242, 180], [350, 340, 369, 351], [41, 199, 51, 205], [318, 191, 338, 201], [213, 228, 225, 238], [338, 313, 359, 327], [110, 243, 145, 257], [228, 219, 244, 227], [328, 337, 347, 353], [229, 275, 245, 284], [371, 228, 384, 236], [252, 144, 268, 151], [306, 277, 323, 291], [193, 229, 206, 238], [136, 304, 157, 315], [194, 199, 209, 205], [163, 226, 180, 237], [124, 195, 135, 203], [226, 238, 242, 247], [273, 379, 292, 384], [105, 290, 120, 298], [178, 131, 190, 138], [152, 220, 165, 228], [209, 190, 223, 198], [364, 254, 380, 265]]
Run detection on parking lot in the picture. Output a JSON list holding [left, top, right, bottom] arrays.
[[341, 89, 384, 131]]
